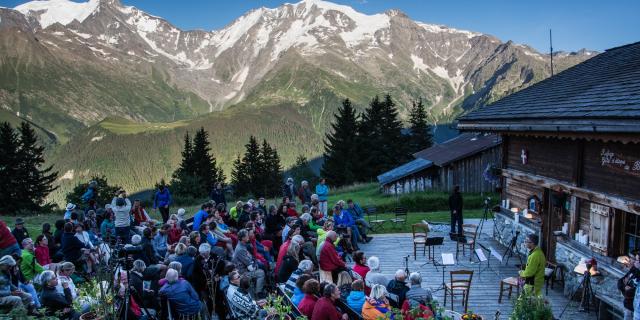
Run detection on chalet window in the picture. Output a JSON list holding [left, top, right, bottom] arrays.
[[589, 202, 610, 256], [625, 212, 640, 254]]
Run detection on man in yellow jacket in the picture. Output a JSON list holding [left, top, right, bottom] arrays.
[[519, 234, 546, 296]]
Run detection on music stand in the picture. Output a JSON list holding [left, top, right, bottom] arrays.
[[474, 248, 489, 275], [420, 237, 444, 267], [433, 253, 456, 293]]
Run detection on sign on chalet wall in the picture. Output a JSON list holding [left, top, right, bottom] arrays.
[[601, 148, 640, 177]]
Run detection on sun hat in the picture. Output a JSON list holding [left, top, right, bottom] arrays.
[[66, 203, 76, 211]]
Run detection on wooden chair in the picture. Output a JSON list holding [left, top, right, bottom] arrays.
[[411, 223, 429, 260], [456, 224, 479, 261], [544, 261, 565, 294], [390, 207, 408, 229], [365, 206, 386, 231], [498, 276, 521, 303], [444, 270, 473, 313]]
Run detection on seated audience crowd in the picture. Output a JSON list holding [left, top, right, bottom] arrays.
[[0, 179, 439, 320]]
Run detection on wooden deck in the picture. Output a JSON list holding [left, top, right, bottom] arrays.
[[353, 219, 599, 319]]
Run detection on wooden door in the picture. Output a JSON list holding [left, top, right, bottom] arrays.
[[542, 189, 566, 262]]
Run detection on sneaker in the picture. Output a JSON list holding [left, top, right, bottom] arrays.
[[365, 236, 373, 243]]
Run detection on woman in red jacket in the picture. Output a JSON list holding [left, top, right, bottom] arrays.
[[298, 279, 320, 318], [311, 284, 348, 320], [34, 234, 52, 267], [0, 220, 20, 257], [352, 251, 371, 295]]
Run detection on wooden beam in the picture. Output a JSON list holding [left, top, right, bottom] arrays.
[[502, 168, 640, 215]]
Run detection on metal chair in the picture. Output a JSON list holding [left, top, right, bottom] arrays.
[[444, 270, 473, 313], [411, 223, 429, 260], [365, 206, 386, 231], [390, 207, 408, 229], [456, 224, 479, 261]]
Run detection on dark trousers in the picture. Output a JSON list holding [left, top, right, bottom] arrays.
[[159, 206, 170, 223], [115, 226, 130, 244], [450, 214, 463, 235]]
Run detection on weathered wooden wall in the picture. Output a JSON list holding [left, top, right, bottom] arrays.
[[583, 141, 640, 200], [437, 145, 502, 193], [506, 136, 578, 184]]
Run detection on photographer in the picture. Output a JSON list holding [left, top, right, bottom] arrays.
[[112, 190, 132, 244], [619, 251, 640, 320]]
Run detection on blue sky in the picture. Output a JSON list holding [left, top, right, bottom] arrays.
[[5, 0, 639, 52]]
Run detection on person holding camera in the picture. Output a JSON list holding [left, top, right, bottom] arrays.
[[112, 190, 132, 244], [619, 251, 640, 320]]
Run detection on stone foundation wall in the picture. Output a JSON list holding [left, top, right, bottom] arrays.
[[494, 211, 541, 256], [555, 239, 625, 311]]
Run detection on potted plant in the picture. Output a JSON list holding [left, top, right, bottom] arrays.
[[75, 280, 114, 320], [263, 294, 293, 320], [509, 290, 553, 320]]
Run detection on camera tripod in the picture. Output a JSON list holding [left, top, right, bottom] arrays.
[[113, 254, 156, 320], [504, 231, 523, 267], [559, 268, 597, 318], [477, 197, 496, 238]]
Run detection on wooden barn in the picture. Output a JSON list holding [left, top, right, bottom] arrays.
[[457, 42, 640, 317], [377, 132, 502, 194]]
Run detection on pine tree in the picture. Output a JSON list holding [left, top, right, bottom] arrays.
[[321, 99, 360, 186], [408, 98, 433, 153], [243, 136, 262, 189], [230, 154, 250, 197], [192, 127, 225, 191], [290, 155, 318, 187], [0, 122, 21, 213], [15, 122, 58, 211], [171, 132, 200, 196], [356, 96, 386, 181], [260, 139, 283, 197], [379, 94, 411, 168]]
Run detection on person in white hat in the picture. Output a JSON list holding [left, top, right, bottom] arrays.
[[0, 255, 37, 314], [64, 203, 76, 221]]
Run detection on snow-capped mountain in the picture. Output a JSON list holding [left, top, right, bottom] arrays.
[[2, 0, 593, 131]]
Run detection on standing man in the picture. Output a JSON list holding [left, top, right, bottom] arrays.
[[153, 184, 172, 223], [81, 180, 98, 204], [11, 219, 29, 249], [283, 178, 296, 201], [112, 190, 132, 244], [297, 181, 313, 206], [316, 178, 329, 217], [210, 183, 227, 210], [519, 234, 546, 296], [448, 186, 463, 237]]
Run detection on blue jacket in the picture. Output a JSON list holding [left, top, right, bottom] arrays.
[[159, 279, 201, 315], [347, 290, 366, 313], [206, 232, 218, 247], [292, 287, 304, 306], [81, 187, 95, 203], [175, 255, 194, 279], [153, 233, 168, 254], [192, 210, 208, 231], [153, 189, 172, 209], [347, 203, 365, 220], [315, 184, 329, 201], [334, 210, 354, 227]]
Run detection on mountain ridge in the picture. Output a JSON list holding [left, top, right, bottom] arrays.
[[0, 0, 596, 203]]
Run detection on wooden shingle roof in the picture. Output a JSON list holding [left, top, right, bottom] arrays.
[[458, 41, 640, 133], [413, 133, 501, 166]]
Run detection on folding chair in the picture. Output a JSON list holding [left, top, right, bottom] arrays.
[[365, 206, 386, 231], [390, 207, 408, 229]]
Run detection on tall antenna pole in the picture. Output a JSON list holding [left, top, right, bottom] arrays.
[[549, 29, 554, 76]]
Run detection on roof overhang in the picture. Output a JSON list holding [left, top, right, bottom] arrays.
[[457, 118, 640, 134]]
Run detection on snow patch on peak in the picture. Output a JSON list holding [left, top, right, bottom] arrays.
[[212, 8, 264, 58], [417, 22, 480, 39], [15, 0, 99, 29]]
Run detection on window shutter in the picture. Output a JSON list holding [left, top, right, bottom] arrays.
[[589, 203, 610, 255]]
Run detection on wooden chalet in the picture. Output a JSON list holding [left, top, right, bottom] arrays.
[[377, 132, 501, 194], [457, 41, 640, 316]]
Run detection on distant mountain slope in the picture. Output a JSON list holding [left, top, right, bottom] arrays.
[[0, 0, 595, 202]]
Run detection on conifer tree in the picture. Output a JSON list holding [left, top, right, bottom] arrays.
[[290, 155, 318, 187], [321, 99, 360, 186], [260, 139, 283, 197], [356, 96, 385, 181], [16, 122, 58, 211], [408, 98, 433, 153], [230, 154, 249, 197], [171, 132, 201, 196], [0, 122, 21, 213], [379, 94, 412, 167], [192, 127, 225, 190]]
